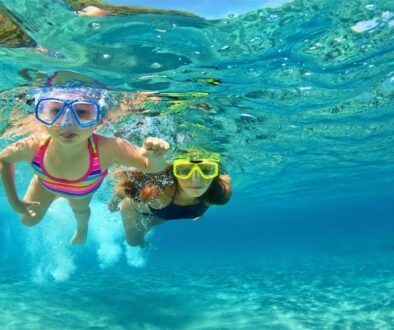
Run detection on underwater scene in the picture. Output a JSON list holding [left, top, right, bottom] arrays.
[[0, 0, 394, 328]]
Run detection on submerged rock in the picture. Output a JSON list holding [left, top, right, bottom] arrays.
[[66, 0, 198, 17]]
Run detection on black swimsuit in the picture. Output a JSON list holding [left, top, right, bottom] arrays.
[[139, 186, 209, 220]]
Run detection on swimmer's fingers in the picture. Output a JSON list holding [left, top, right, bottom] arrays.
[[13, 200, 39, 215], [24, 200, 40, 207]]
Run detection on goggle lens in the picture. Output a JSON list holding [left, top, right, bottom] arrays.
[[35, 99, 100, 127], [174, 161, 218, 179], [37, 100, 63, 123], [175, 164, 195, 177], [199, 164, 217, 176], [73, 102, 99, 124]]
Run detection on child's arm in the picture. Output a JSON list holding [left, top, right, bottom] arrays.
[[102, 136, 169, 173], [0, 136, 40, 215]]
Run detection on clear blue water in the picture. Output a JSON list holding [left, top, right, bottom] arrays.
[[1, 0, 394, 328]]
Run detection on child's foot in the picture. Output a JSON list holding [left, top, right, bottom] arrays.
[[70, 228, 88, 244]]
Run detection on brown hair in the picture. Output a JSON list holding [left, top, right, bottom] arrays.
[[114, 164, 232, 205]]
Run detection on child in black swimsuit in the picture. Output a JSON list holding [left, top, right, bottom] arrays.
[[109, 151, 232, 246]]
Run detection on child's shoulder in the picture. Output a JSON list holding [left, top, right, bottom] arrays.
[[0, 134, 42, 162], [15, 134, 43, 150]]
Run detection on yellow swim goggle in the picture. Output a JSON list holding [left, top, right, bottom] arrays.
[[173, 159, 219, 180]]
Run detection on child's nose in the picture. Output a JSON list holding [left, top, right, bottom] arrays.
[[190, 170, 202, 181], [57, 108, 76, 128]]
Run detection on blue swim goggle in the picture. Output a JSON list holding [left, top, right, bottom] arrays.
[[34, 98, 101, 128]]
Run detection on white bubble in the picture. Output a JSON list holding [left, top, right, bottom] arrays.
[[151, 62, 162, 69], [50, 255, 76, 282], [97, 241, 122, 269], [351, 19, 379, 33], [88, 22, 101, 30], [125, 244, 148, 268], [381, 11, 392, 20], [365, 4, 376, 10], [267, 14, 278, 21]]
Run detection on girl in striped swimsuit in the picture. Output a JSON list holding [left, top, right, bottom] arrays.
[[0, 87, 169, 244]]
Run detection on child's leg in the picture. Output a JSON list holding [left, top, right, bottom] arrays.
[[68, 196, 92, 244], [120, 197, 162, 246], [21, 175, 57, 226]]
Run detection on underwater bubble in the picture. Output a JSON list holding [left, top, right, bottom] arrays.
[[381, 11, 392, 21], [365, 4, 376, 10], [102, 54, 111, 60], [88, 22, 101, 30], [351, 19, 379, 32], [249, 36, 261, 44], [125, 244, 149, 268], [240, 113, 257, 119], [97, 242, 122, 269], [150, 62, 162, 69], [50, 256, 76, 283], [267, 14, 278, 21]]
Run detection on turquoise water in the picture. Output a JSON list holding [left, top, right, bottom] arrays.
[[1, 0, 394, 328]]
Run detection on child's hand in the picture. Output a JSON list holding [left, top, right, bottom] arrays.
[[142, 137, 170, 158], [13, 199, 40, 217], [108, 197, 121, 213]]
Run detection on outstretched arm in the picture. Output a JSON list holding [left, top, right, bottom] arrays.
[[0, 136, 40, 215], [104, 136, 169, 173]]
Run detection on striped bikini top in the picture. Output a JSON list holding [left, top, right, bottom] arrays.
[[31, 133, 108, 199]]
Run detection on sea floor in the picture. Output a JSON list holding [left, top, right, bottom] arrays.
[[1, 253, 393, 330]]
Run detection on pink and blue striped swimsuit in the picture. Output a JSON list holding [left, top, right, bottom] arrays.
[[31, 133, 108, 199]]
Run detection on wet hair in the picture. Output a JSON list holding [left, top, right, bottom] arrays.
[[114, 164, 232, 205]]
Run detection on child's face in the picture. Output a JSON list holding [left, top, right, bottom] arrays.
[[177, 173, 213, 198], [42, 93, 99, 145]]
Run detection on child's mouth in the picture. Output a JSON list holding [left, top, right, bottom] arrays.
[[60, 132, 77, 140]]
